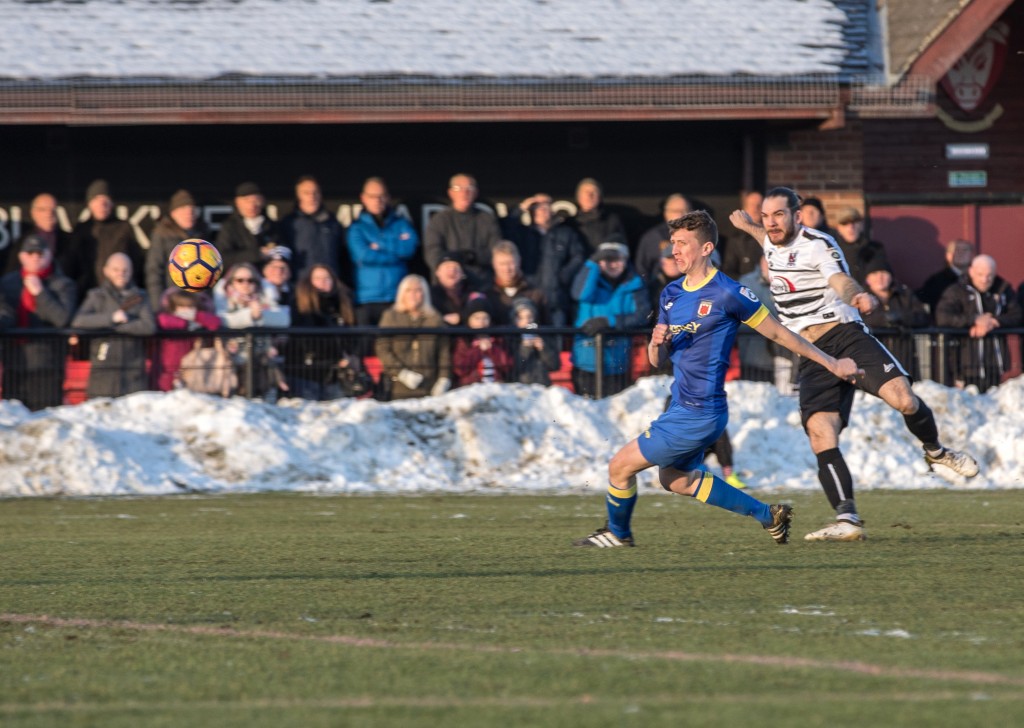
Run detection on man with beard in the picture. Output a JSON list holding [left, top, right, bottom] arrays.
[[730, 187, 978, 542]]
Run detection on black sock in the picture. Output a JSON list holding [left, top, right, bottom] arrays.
[[816, 448, 854, 511], [903, 398, 941, 452]]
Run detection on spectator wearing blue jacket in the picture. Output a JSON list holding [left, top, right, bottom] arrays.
[[571, 240, 651, 398], [347, 177, 421, 326], [279, 175, 351, 288]]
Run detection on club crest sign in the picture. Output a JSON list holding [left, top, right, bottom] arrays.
[[697, 300, 713, 317], [938, 21, 1009, 132]]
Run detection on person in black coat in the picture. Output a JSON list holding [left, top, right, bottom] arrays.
[[215, 181, 280, 270], [832, 206, 889, 286], [916, 239, 975, 316], [0, 236, 77, 410], [935, 254, 1023, 392], [64, 179, 144, 303], [568, 177, 626, 255]]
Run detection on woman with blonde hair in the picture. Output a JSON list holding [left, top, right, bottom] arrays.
[[376, 274, 451, 400]]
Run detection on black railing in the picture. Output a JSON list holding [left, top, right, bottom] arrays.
[[1, 326, 1021, 410]]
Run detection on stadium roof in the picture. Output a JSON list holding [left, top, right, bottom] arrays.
[[0, 0, 999, 125]]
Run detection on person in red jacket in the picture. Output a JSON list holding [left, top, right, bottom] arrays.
[[155, 290, 222, 391], [452, 293, 513, 387]]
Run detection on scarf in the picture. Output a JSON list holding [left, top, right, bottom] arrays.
[[18, 262, 53, 327]]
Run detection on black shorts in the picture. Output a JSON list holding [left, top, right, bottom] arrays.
[[798, 322, 908, 430]]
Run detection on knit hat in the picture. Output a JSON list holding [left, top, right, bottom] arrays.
[[86, 179, 110, 202], [235, 181, 261, 197], [801, 196, 826, 217], [169, 189, 196, 212], [863, 257, 891, 276], [511, 297, 537, 319], [463, 292, 491, 319]]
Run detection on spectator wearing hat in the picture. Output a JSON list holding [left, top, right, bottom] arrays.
[[347, 176, 420, 327], [423, 173, 502, 283], [65, 179, 143, 303], [861, 258, 930, 377], [635, 193, 692, 286], [569, 178, 627, 255], [72, 252, 157, 400], [0, 236, 77, 409], [215, 181, 280, 270], [429, 252, 482, 328], [799, 196, 836, 239], [261, 246, 294, 309], [279, 175, 351, 288], [511, 297, 560, 386], [501, 193, 587, 327], [5, 192, 72, 276], [145, 188, 210, 309], [482, 240, 548, 326], [570, 239, 651, 398], [833, 206, 889, 286], [452, 293, 514, 388]]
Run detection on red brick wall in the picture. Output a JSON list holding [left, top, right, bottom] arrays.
[[766, 120, 866, 225]]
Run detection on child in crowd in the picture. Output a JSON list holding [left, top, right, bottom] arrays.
[[511, 297, 559, 386], [452, 293, 513, 387], [155, 290, 221, 391]]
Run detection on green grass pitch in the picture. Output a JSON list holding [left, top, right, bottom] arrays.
[[2, 491, 1023, 727]]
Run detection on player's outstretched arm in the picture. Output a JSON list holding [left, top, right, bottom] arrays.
[[729, 209, 765, 242], [828, 272, 877, 314], [648, 323, 671, 368], [752, 314, 863, 382]]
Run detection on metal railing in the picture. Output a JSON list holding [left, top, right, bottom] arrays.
[[0, 326, 1020, 410]]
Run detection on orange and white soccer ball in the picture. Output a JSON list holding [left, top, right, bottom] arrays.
[[167, 239, 223, 292]]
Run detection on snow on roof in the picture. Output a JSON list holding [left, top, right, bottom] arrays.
[[2, 0, 878, 82]]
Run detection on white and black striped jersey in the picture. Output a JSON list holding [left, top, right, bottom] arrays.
[[762, 226, 862, 334]]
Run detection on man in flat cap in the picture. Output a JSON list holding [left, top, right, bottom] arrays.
[[215, 181, 280, 270], [65, 178, 143, 304], [145, 188, 210, 309]]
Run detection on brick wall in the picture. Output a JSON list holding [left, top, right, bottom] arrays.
[[766, 119, 866, 224]]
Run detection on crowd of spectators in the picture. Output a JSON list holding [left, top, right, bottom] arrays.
[[1, 177, 1022, 409]]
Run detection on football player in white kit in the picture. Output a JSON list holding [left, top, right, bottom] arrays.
[[730, 187, 978, 542]]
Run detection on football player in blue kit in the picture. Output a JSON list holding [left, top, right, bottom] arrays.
[[574, 210, 862, 547]]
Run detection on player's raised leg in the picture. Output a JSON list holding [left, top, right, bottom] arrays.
[[876, 377, 979, 478]]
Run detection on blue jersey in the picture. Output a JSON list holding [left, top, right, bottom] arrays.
[[657, 268, 769, 413]]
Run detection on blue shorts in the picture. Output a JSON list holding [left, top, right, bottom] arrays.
[[637, 400, 728, 472]]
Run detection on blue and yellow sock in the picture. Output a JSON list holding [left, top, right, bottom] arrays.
[[692, 469, 772, 525], [606, 477, 638, 539]]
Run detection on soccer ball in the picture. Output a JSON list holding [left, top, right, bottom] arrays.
[[167, 239, 223, 292]]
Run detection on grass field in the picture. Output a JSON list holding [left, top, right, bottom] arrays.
[[2, 490, 1023, 727]]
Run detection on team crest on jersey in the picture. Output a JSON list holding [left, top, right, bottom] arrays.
[[739, 286, 759, 303], [787, 252, 798, 266], [697, 300, 713, 317]]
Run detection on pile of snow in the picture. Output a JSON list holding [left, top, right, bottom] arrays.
[[1, 376, 1021, 498]]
